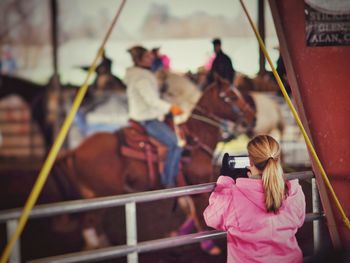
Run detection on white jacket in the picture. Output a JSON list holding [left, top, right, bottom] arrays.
[[125, 67, 171, 121]]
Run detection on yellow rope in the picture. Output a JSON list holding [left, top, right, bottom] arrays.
[[239, 0, 350, 232], [0, 1, 127, 262]]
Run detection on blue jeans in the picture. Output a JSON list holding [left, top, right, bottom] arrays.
[[142, 120, 182, 187]]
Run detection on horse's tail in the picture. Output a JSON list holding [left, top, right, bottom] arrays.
[[51, 150, 82, 201]]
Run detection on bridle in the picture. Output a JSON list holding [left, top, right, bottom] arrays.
[[186, 104, 240, 157], [190, 81, 255, 132], [191, 105, 224, 127], [218, 83, 256, 130], [185, 82, 256, 157]]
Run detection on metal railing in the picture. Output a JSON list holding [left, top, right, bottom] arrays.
[[0, 171, 322, 263]]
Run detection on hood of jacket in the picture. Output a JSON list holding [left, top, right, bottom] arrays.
[[235, 177, 302, 211]]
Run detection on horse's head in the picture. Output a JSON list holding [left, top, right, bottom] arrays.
[[234, 73, 256, 92], [93, 70, 126, 92], [235, 72, 279, 93], [197, 76, 256, 136]]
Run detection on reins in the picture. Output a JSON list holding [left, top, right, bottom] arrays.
[[185, 105, 231, 157], [190, 106, 224, 129]]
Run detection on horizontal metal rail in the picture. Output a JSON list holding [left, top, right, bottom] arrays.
[[0, 171, 314, 222], [1, 170, 319, 263], [28, 210, 324, 263], [28, 230, 226, 263]]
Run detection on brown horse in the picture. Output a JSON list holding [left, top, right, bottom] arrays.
[[51, 77, 255, 252], [234, 73, 285, 140], [186, 70, 285, 140]]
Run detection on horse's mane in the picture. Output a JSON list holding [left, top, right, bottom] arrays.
[[162, 71, 202, 124], [0, 75, 47, 101]]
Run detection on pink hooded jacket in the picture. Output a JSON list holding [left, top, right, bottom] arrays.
[[204, 176, 306, 263]]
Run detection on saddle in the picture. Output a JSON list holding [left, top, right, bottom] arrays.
[[118, 120, 188, 189]]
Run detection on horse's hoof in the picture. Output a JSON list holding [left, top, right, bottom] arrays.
[[200, 239, 222, 255], [168, 231, 178, 237], [207, 246, 222, 255]]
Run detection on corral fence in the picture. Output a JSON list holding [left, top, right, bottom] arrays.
[[0, 171, 323, 263]]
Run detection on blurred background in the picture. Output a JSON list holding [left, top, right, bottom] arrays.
[[0, 0, 280, 84], [0, 1, 315, 262], [0, 0, 308, 162]]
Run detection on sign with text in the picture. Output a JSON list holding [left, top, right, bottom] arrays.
[[305, 4, 350, 47]]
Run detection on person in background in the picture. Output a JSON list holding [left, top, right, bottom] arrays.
[[206, 38, 235, 85], [151, 47, 170, 72], [125, 45, 183, 188], [204, 134, 306, 263], [1, 45, 17, 76], [276, 53, 292, 95], [96, 49, 112, 75]]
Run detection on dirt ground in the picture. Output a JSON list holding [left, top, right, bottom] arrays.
[[0, 168, 332, 263]]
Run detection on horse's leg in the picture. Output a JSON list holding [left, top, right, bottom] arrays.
[[173, 195, 217, 244], [81, 209, 111, 249], [78, 180, 119, 249], [49, 154, 105, 249], [170, 196, 197, 237], [191, 193, 222, 255], [69, 133, 126, 249], [54, 152, 107, 249], [76, 182, 110, 249], [175, 193, 222, 255], [50, 153, 82, 235], [178, 153, 222, 255]]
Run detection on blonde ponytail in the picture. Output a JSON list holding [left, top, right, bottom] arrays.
[[247, 135, 287, 213], [262, 158, 285, 213]]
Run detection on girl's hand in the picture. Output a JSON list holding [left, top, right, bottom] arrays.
[[170, 105, 183, 116]]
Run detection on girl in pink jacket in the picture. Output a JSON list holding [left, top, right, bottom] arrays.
[[204, 135, 306, 263]]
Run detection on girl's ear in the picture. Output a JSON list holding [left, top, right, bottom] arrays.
[[249, 157, 254, 167]]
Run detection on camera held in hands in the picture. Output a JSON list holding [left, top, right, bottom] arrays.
[[220, 153, 250, 180]]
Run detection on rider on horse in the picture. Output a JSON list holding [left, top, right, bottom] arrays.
[[206, 38, 236, 89], [125, 45, 184, 188]]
